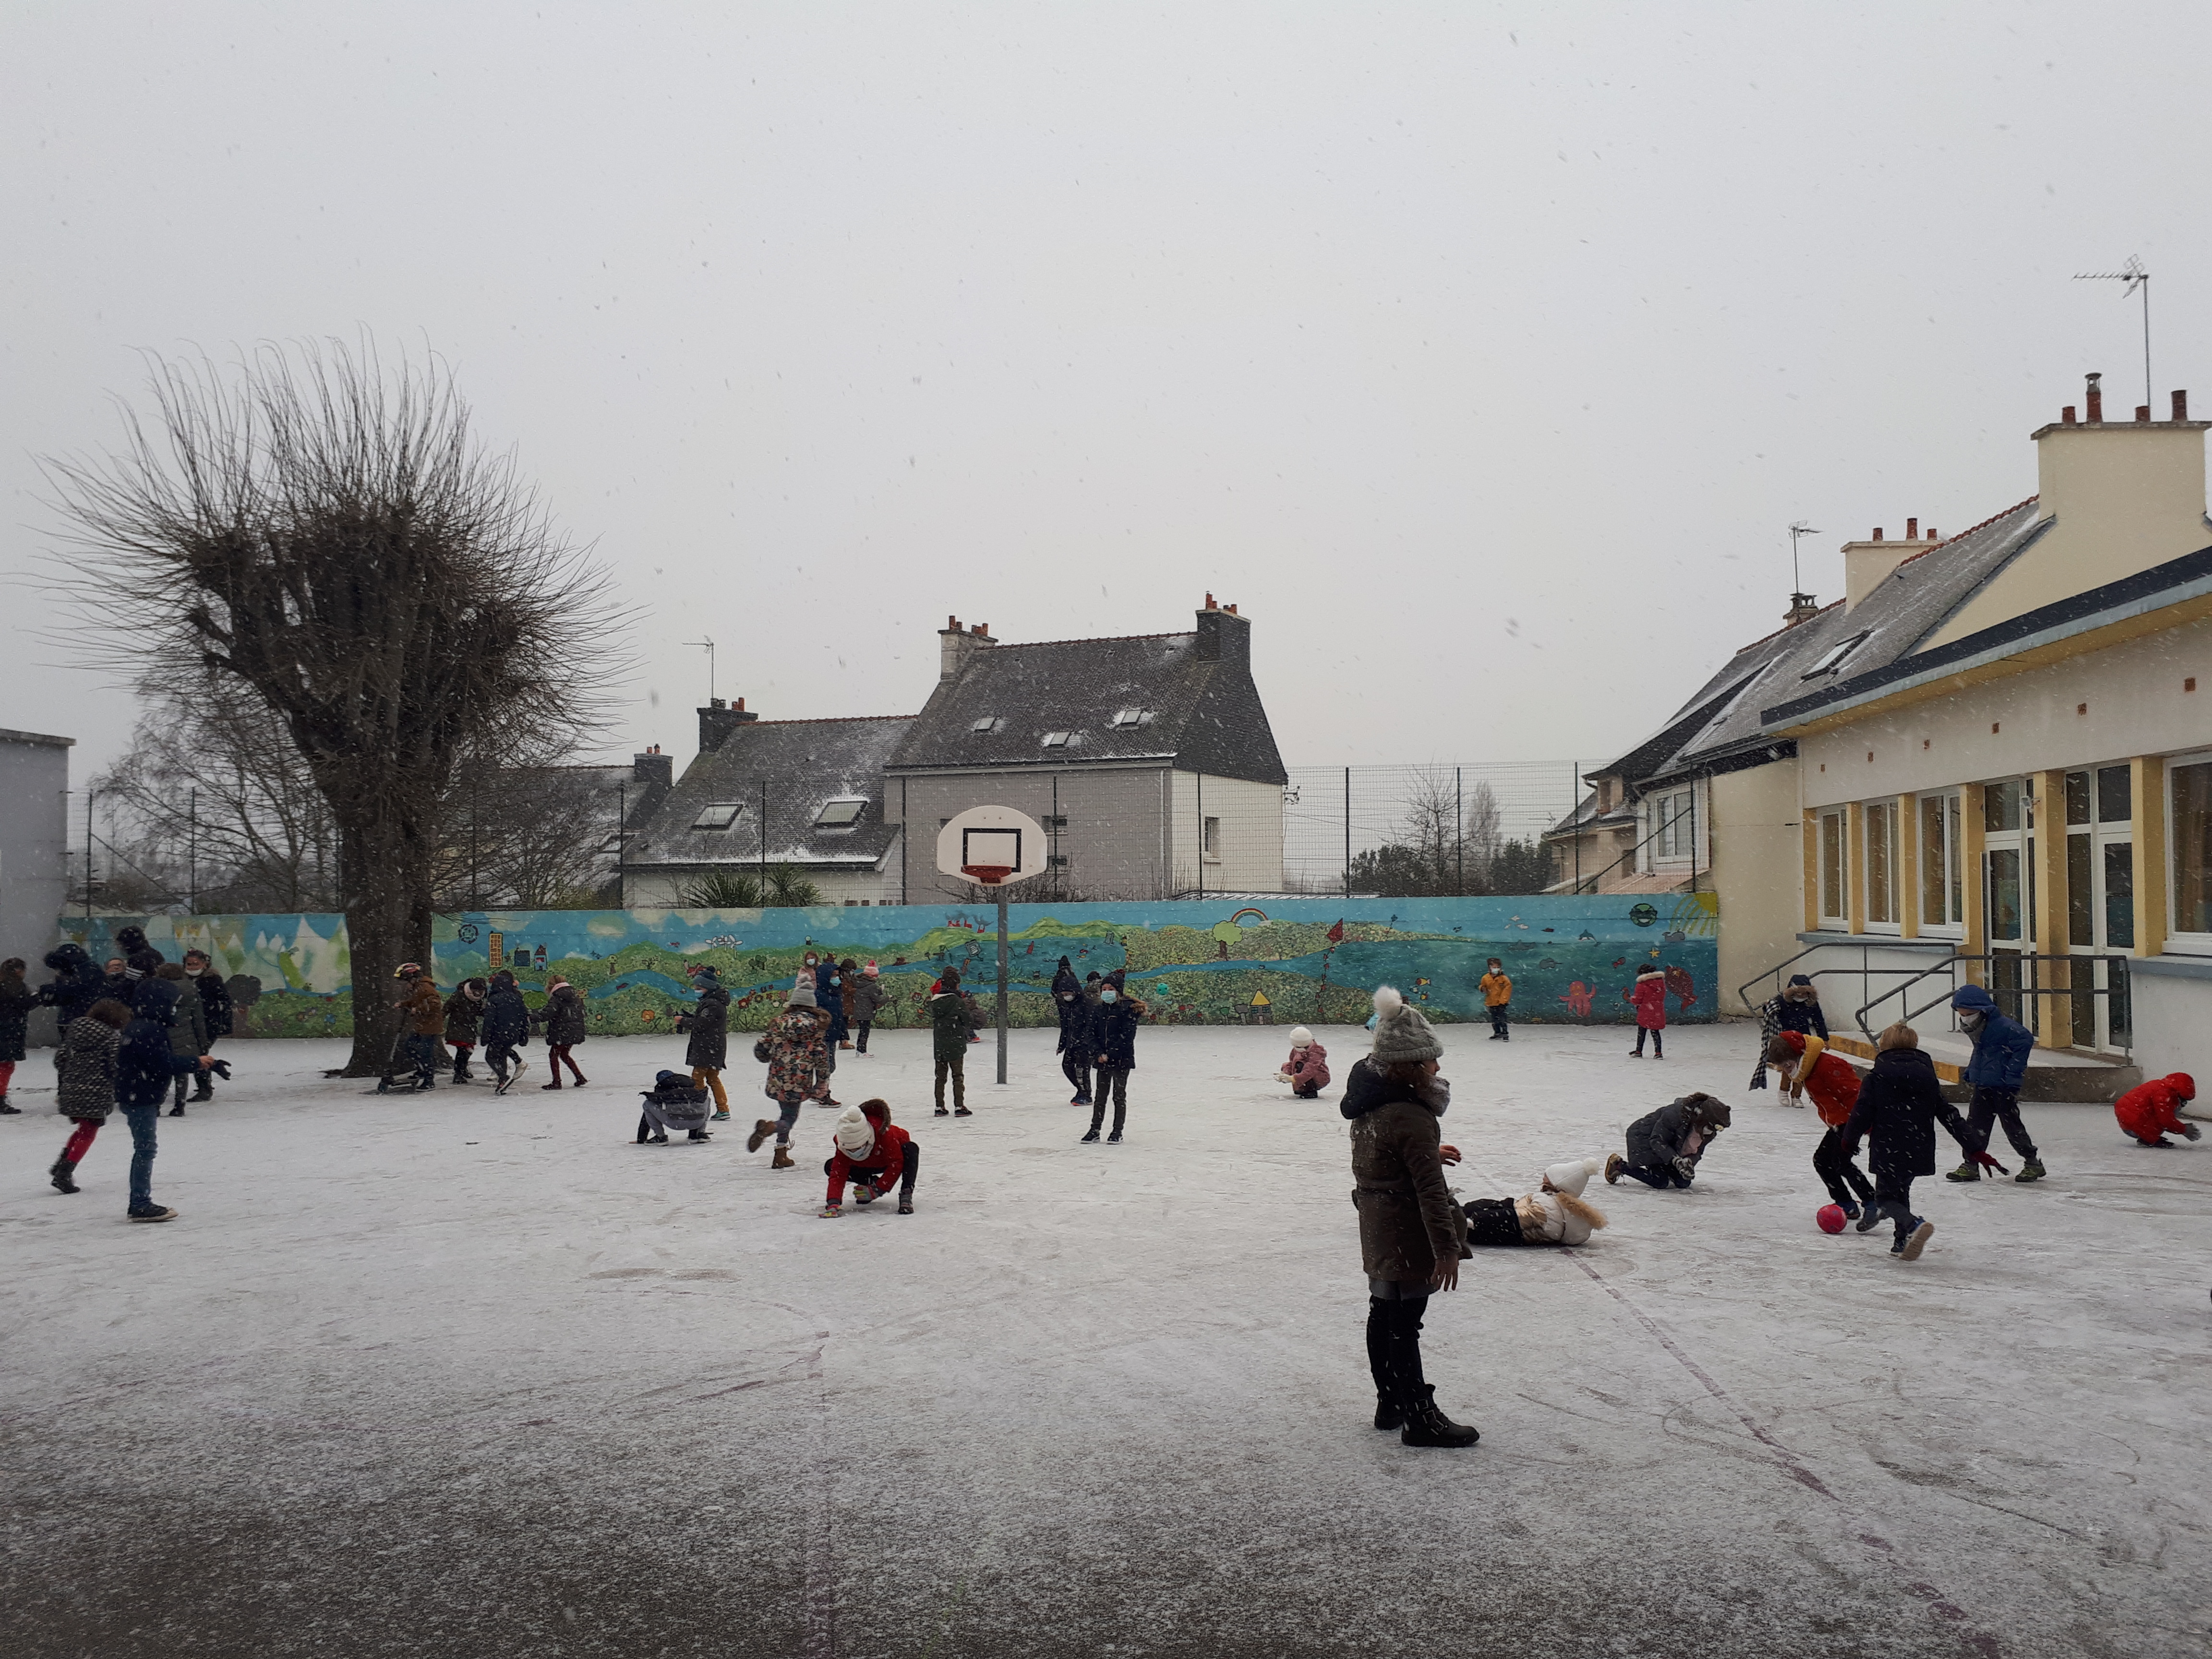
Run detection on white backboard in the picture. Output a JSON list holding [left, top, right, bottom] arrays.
[[935, 804, 1048, 886]]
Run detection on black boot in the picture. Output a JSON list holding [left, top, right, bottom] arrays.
[[1399, 1385, 1479, 1448], [1082, 1102, 1105, 1143], [1107, 1105, 1126, 1144], [50, 1155, 80, 1194], [1365, 1302, 1404, 1430], [0, 1097, 18, 1114]]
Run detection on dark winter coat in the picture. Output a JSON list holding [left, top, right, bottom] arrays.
[[1341, 1057, 1463, 1284], [167, 976, 209, 1059], [1953, 986, 2033, 1091], [117, 1016, 196, 1109], [1054, 987, 1089, 1053], [38, 943, 108, 1024], [53, 1014, 122, 1120], [534, 983, 588, 1046], [818, 972, 847, 1044], [1839, 1047, 1972, 1182], [443, 988, 484, 1046], [1625, 971, 1668, 1030], [1750, 989, 1828, 1089], [195, 971, 233, 1038], [482, 983, 531, 1047], [845, 976, 884, 1023], [928, 989, 972, 1062], [1625, 1098, 1715, 1171], [0, 971, 35, 1063], [1091, 995, 1140, 1071], [685, 984, 730, 1070]]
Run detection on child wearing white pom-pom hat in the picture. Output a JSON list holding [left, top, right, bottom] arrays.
[[1461, 1157, 1610, 1248], [1274, 1026, 1330, 1098]]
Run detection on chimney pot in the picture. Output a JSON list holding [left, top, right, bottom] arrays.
[[2085, 372, 2104, 423], [711, 697, 726, 709], [735, 697, 745, 712], [2063, 406, 2077, 424], [2174, 390, 2190, 421], [1872, 528, 1884, 541], [2136, 406, 2152, 423], [1225, 602, 1238, 615], [1906, 517, 1917, 540], [947, 614, 959, 631], [1204, 592, 1217, 610], [1926, 529, 1938, 542]]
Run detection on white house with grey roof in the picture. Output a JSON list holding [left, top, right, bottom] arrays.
[[1550, 373, 2212, 1095], [619, 597, 1287, 906]]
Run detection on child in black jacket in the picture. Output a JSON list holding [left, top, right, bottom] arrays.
[[1838, 1023, 1985, 1261]]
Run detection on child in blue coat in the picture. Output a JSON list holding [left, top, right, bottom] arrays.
[[1946, 985, 2042, 1183]]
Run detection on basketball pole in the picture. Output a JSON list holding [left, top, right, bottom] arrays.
[[995, 887, 1010, 1084]]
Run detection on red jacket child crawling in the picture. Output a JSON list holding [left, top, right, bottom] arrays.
[[821, 1099, 918, 1215], [2114, 1073, 2199, 1148]]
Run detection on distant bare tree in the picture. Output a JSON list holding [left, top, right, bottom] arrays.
[[1461, 780, 1503, 876], [45, 340, 624, 1073]]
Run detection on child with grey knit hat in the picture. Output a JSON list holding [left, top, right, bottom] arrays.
[[1340, 987, 1479, 1449]]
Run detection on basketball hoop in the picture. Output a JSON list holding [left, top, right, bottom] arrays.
[[962, 864, 1014, 888]]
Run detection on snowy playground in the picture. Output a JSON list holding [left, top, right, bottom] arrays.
[[2, 1022, 2206, 1659]]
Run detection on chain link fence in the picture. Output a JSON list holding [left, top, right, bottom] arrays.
[[1275, 762, 1604, 897]]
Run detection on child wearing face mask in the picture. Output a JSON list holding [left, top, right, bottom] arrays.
[[1084, 971, 1144, 1143], [1946, 985, 2043, 1183]]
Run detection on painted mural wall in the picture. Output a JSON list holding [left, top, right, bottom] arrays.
[[58, 892, 1719, 1039]]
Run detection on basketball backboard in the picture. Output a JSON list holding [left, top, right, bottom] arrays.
[[935, 804, 1048, 888]]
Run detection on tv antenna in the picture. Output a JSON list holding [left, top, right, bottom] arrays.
[[2074, 256, 2151, 412], [1788, 520, 1821, 598], [686, 636, 716, 704]]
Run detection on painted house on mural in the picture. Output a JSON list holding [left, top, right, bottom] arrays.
[[1548, 371, 2212, 1093], [618, 598, 1288, 906]]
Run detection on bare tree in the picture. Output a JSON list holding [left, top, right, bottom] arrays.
[[1461, 780, 1503, 876], [46, 340, 624, 1073]]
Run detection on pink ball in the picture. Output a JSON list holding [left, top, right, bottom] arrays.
[[1815, 1203, 1847, 1235]]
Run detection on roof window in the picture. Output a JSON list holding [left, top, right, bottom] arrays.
[[814, 799, 867, 828], [1800, 632, 1870, 680], [971, 716, 1000, 733], [692, 803, 745, 830], [1042, 731, 1071, 747], [1110, 708, 1148, 727]]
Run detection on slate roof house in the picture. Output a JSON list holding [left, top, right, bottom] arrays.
[[1547, 373, 2212, 1096], [620, 597, 1287, 905]]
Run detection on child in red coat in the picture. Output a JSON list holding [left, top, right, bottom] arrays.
[[1624, 966, 1668, 1058], [819, 1099, 918, 1215], [1768, 1028, 1877, 1218], [2114, 1073, 2200, 1147]]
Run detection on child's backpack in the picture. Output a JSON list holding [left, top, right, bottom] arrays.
[[640, 1069, 711, 1131]]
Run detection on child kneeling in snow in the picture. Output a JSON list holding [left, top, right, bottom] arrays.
[[637, 1070, 713, 1144], [2114, 1073, 2200, 1148], [1605, 1094, 1730, 1189], [1462, 1157, 1609, 1247], [1275, 1026, 1330, 1098], [819, 1099, 918, 1216]]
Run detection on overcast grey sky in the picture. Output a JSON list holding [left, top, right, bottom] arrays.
[[5, 2, 2206, 784]]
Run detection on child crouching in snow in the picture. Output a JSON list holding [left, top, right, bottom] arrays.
[[820, 1099, 917, 1215], [1275, 1026, 1329, 1098], [2114, 1073, 2200, 1147], [1838, 1023, 1982, 1261], [1605, 1093, 1730, 1189], [637, 1070, 713, 1144], [1461, 1157, 1609, 1247]]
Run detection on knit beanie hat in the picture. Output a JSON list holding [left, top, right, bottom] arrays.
[[833, 1104, 874, 1157], [1368, 986, 1441, 1065], [690, 965, 721, 984], [1289, 1025, 1314, 1047], [864, 961, 879, 977], [786, 984, 818, 1009], [1543, 1155, 1603, 1198]]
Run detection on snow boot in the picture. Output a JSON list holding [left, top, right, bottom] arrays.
[[1604, 1153, 1624, 1185], [647, 1132, 669, 1144], [0, 1097, 18, 1114], [746, 1119, 776, 1152], [1854, 1200, 1886, 1234], [49, 1156, 79, 1194], [1944, 1161, 1980, 1182], [771, 1144, 795, 1170], [1896, 1221, 1935, 1261], [1398, 1386, 1479, 1449], [168, 1104, 185, 1118], [1839, 1199, 1862, 1221], [2014, 1160, 2046, 1184], [1373, 1394, 1404, 1432], [687, 1128, 711, 1142], [897, 1196, 914, 1214]]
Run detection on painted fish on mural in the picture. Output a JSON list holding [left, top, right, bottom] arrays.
[[1664, 964, 1699, 1012]]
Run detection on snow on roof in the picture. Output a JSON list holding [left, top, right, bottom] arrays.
[[626, 715, 913, 872]]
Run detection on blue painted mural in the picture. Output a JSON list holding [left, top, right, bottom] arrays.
[[59, 892, 1719, 1037]]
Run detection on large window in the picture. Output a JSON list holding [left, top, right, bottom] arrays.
[[1818, 810, 1846, 924], [1918, 793, 1964, 930], [1655, 788, 1695, 859], [1865, 800, 1898, 925], [2173, 757, 2212, 942]]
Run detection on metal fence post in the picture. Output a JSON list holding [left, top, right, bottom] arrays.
[[1343, 766, 1351, 898]]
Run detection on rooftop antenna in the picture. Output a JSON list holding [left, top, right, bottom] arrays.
[[2074, 256, 2151, 412], [1788, 521, 1821, 606], [685, 637, 716, 704]]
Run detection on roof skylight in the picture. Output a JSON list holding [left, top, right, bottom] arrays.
[[1800, 633, 1870, 679], [1041, 731, 1071, 747], [692, 803, 745, 830], [814, 799, 866, 828]]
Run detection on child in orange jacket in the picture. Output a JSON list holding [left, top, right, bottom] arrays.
[[1767, 1028, 1876, 1218]]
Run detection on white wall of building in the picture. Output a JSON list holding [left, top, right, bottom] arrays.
[[1709, 762, 1807, 1013], [1167, 769, 1285, 895]]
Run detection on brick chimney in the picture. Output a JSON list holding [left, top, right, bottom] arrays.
[[1783, 592, 1822, 627], [1195, 597, 1251, 664], [939, 615, 997, 682], [697, 695, 759, 755]]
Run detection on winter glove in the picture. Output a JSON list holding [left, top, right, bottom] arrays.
[[210, 1059, 232, 1080], [753, 1038, 773, 1064], [2187, 1124, 2203, 1142], [1972, 1150, 2009, 1174], [817, 1204, 842, 1218], [1671, 1155, 1697, 1183]]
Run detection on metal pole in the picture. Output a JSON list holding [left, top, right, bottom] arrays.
[[1573, 766, 1582, 895], [1196, 771, 1203, 902], [188, 789, 197, 914], [615, 783, 625, 909], [1051, 775, 1061, 900], [1689, 781, 1699, 894], [995, 887, 1010, 1084], [1343, 766, 1352, 899], [760, 779, 769, 897], [1456, 768, 1463, 896], [84, 788, 93, 926]]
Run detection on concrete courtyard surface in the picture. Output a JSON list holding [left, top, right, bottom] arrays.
[[0, 1022, 2206, 1659]]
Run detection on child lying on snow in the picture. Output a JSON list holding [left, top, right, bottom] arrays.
[[1275, 1026, 1330, 1098], [1461, 1156, 1609, 1247]]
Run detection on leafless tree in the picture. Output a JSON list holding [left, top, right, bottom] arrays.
[[1461, 780, 1503, 875], [45, 340, 625, 1073]]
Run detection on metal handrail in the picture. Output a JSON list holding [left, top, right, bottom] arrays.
[[1736, 941, 1938, 1022], [1853, 950, 2132, 1055]]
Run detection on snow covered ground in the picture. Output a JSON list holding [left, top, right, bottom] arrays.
[[1, 1022, 2206, 1659]]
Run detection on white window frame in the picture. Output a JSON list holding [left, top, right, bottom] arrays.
[[1817, 808, 1847, 926], [813, 798, 867, 828], [1202, 815, 1222, 862], [1915, 791, 1966, 938], [1862, 798, 1900, 933], [2165, 747, 2212, 955], [692, 803, 745, 831]]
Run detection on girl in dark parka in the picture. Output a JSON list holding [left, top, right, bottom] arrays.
[[0, 957, 36, 1112], [1839, 1023, 1984, 1261]]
